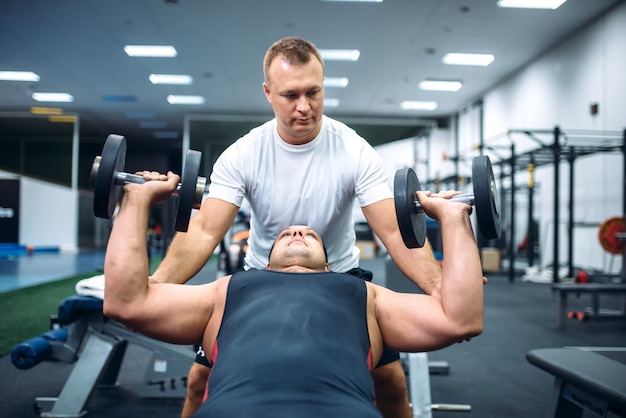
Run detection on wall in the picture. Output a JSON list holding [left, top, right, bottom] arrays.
[[479, 3, 625, 274], [376, 3, 625, 274], [0, 169, 78, 251]]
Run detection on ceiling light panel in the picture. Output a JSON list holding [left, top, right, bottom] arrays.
[[319, 49, 360, 62], [419, 80, 462, 92], [400, 101, 438, 111], [497, 0, 566, 9], [442, 53, 495, 66], [32, 92, 74, 102], [149, 74, 193, 85], [0, 71, 40, 81], [324, 98, 340, 108], [124, 45, 177, 57], [324, 77, 349, 88], [167, 95, 205, 105]]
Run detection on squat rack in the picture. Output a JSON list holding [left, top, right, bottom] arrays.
[[481, 127, 625, 283]]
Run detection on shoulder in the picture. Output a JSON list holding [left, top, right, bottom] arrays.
[[322, 116, 374, 153], [223, 119, 276, 153], [215, 119, 276, 168], [323, 116, 362, 140], [366, 281, 393, 301], [241, 119, 276, 141], [211, 275, 232, 293]]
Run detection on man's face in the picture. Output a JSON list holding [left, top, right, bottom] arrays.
[[263, 56, 324, 145], [267, 225, 329, 272]]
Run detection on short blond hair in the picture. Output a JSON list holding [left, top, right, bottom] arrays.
[[263, 37, 324, 84]]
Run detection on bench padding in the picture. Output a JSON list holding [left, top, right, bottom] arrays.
[[526, 348, 626, 410], [57, 295, 104, 325]]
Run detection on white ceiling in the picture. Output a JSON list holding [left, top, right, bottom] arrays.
[[0, 0, 622, 152]]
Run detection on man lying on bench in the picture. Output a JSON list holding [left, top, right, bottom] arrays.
[[103, 171, 484, 418]]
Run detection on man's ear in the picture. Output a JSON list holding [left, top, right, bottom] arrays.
[[324, 263, 330, 272], [263, 82, 271, 103]]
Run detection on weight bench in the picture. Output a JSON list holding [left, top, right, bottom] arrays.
[[526, 347, 626, 417], [11, 294, 196, 418], [551, 283, 626, 329]]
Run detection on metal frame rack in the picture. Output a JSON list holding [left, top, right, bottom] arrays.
[[483, 127, 625, 283]]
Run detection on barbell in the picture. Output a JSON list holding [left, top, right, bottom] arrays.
[[394, 155, 501, 248], [90, 134, 206, 232]]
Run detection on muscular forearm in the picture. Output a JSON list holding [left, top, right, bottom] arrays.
[[387, 238, 442, 297], [363, 199, 442, 296], [152, 218, 215, 284], [103, 191, 152, 318], [439, 211, 483, 335], [152, 199, 238, 284]]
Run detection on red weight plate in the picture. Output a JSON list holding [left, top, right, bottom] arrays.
[[598, 216, 624, 254]]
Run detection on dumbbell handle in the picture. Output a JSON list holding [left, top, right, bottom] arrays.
[[116, 172, 183, 196], [414, 193, 475, 212]]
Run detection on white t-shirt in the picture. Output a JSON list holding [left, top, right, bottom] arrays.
[[208, 115, 392, 272]]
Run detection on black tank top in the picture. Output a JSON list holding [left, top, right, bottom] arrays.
[[195, 269, 381, 418]]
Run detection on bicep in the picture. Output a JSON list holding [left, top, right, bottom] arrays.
[[123, 283, 215, 345], [374, 286, 456, 352], [361, 199, 398, 241]]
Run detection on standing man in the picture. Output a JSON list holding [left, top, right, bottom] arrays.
[[151, 37, 443, 418]]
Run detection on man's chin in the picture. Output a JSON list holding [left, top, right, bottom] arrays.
[[292, 121, 313, 130]]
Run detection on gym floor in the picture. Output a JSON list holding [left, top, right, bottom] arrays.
[[1, 251, 625, 418]]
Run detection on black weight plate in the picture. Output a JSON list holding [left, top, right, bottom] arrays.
[[175, 149, 202, 232], [93, 135, 126, 219], [394, 167, 426, 248], [472, 155, 501, 240]]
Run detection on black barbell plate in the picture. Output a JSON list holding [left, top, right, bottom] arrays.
[[93, 134, 126, 219], [394, 167, 426, 249], [472, 155, 501, 240], [174, 149, 202, 232]]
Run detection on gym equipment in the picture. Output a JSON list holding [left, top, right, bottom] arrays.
[[394, 155, 501, 249], [11, 328, 69, 370], [551, 282, 626, 329], [402, 352, 471, 417], [527, 347, 626, 417], [598, 216, 625, 255], [14, 294, 196, 417], [90, 134, 206, 232]]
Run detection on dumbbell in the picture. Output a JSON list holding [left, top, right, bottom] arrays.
[[90, 134, 206, 232], [394, 155, 501, 248]]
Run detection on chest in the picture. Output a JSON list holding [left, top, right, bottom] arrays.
[[246, 150, 357, 220]]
